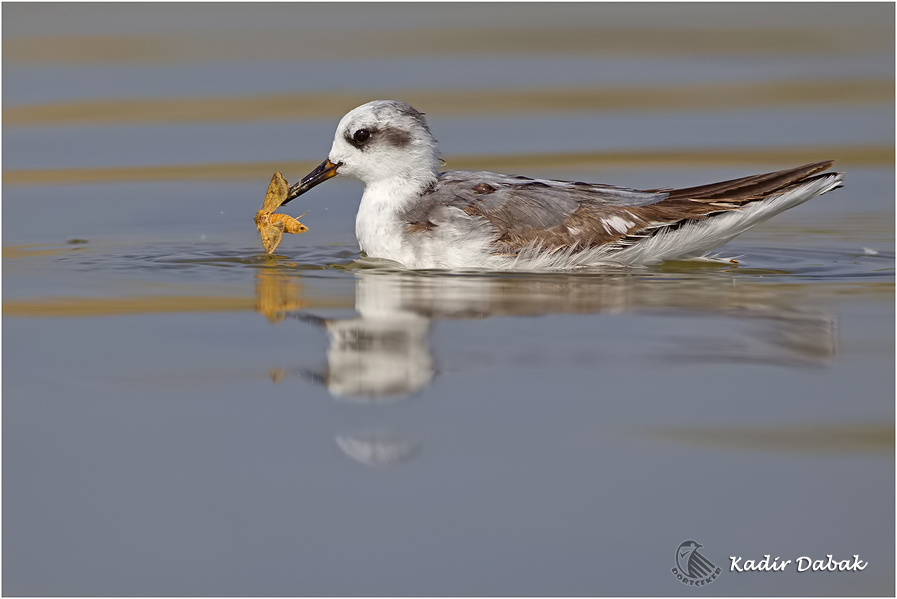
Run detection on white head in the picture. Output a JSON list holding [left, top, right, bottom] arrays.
[[330, 100, 441, 185], [285, 100, 441, 202]]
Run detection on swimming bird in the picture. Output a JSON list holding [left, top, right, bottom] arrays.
[[283, 100, 843, 270]]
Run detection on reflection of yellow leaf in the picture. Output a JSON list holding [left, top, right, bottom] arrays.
[[255, 270, 306, 322], [254, 171, 307, 254]]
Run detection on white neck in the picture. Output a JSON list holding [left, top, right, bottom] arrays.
[[355, 174, 435, 259]]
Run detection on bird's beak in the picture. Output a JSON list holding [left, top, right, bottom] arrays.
[[283, 159, 341, 204]]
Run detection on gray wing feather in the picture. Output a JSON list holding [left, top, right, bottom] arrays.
[[407, 170, 668, 229], [440, 170, 668, 205], [400, 170, 672, 253]]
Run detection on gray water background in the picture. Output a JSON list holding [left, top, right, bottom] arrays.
[[3, 3, 894, 596]]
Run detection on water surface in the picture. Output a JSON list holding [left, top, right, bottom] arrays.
[[3, 3, 894, 596]]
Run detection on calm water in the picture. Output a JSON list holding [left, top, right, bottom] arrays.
[[3, 4, 894, 596]]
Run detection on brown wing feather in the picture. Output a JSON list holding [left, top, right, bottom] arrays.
[[577, 161, 840, 250], [662, 160, 835, 201], [404, 162, 838, 255]]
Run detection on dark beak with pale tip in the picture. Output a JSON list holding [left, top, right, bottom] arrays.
[[283, 159, 341, 205]]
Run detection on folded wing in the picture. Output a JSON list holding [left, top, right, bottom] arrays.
[[403, 161, 837, 254]]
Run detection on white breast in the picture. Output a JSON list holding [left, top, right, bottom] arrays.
[[355, 179, 423, 264]]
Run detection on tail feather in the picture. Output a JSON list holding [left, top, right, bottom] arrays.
[[612, 172, 844, 264], [663, 160, 837, 202], [499, 162, 844, 269]]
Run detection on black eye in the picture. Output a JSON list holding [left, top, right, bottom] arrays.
[[353, 129, 371, 144]]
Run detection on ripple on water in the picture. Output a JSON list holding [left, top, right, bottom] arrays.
[[44, 239, 892, 276], [48, 242, 363, 283], [723, 244, 895, 281]]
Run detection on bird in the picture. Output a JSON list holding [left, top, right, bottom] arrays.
[[283, 100, 843, 270]]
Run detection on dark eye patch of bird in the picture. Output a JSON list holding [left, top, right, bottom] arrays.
[[345, 125, 412, 151], [379, 126, 411, 148]]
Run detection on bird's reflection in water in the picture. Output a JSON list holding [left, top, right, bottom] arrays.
[[659, 308, 835, 367], [335, 428, 423, 468], [254, 265, 837, 466], [299, 307, 433, 401]]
